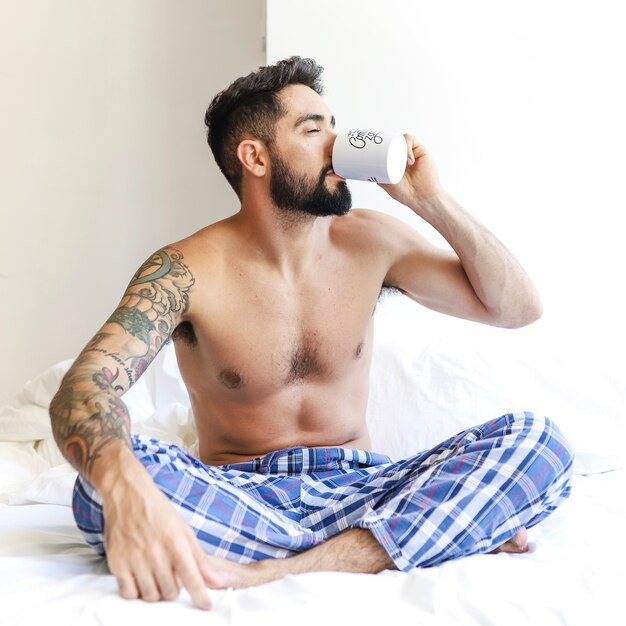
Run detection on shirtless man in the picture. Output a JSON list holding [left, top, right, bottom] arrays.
[[49, 57, 573, 610]]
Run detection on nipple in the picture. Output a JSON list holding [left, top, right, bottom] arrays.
[[219, 368, 243, 389]]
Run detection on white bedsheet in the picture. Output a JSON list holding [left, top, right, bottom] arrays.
[[1, 471, 623, 626]]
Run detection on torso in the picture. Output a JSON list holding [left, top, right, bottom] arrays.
[[171, 210, 392, 465]]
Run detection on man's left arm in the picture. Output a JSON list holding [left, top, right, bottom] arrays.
[[380, 135, 543, 329]]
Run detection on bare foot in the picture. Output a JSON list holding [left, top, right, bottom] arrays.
[[198, 554, 265, 589], [490, 528, 529, 554]]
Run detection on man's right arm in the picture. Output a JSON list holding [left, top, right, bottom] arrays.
[[50, 247, 194, 477], [49, 247, 217, 609]]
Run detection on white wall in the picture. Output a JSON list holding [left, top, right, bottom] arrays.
[[0, 0, 266, 404], [2, 0, 624, 406], [267, 0, 625, 370]]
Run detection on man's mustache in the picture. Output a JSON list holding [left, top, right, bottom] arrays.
[[320, 164, 334, 180]]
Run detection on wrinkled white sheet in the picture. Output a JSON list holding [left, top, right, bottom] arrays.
[[1, 471, 623, 626]]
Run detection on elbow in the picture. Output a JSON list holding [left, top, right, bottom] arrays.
[[521, 290, 544, 327], [497, 295, 544, 329], [509, 306, 543, 329], [529, 297, 544, 324], [48, 387, 64, 442]]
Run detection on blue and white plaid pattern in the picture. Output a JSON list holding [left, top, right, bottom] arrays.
[[73, 411, 573, 571]]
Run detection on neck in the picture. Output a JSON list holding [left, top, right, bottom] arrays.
[[233, 197, 329, 278]]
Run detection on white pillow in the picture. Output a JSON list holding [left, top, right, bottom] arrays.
[[0, 345, 194, 504], [366, 298, 625, 475], [0, 349, 169, 443], [0, 360, 72, 442]]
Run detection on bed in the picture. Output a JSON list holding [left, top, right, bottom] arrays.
[[1, 296, 624, 625]]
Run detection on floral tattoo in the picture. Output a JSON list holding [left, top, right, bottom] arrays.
[[49, 248, 195, 477]]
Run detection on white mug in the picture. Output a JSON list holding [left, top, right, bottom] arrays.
[[332, 129, 407, 184]]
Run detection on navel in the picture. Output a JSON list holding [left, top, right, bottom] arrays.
[[218, 368, 243, 389], [354, 341, 365, 359]]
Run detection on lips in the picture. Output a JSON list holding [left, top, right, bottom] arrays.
[[326, 168, 345, 180]]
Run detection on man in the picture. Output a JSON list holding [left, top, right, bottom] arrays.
[[49, 57, 573, 610]]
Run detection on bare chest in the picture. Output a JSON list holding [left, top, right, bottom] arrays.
[[176, 269, 379, 392]]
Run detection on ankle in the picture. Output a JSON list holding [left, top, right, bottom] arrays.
[[250, 555, 285, 585]]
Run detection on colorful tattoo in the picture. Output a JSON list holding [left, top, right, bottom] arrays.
[[107, 307, 154, 345], [49, 247, 195, 478], [128, 249, 172, 286], [49, 365, 133, 474]]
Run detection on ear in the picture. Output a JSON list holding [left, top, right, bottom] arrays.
[[236, 139, 267, 178]]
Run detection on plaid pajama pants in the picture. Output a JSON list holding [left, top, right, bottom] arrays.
[[73, 411, 573, 571]]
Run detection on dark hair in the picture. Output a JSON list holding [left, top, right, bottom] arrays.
[[204, 56, 324, 197]]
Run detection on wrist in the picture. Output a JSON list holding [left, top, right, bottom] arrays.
[[410, 189, 458, 223], [88, 440, 145, 495]]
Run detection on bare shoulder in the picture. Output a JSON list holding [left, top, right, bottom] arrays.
[[171, 218, 232, 256], [124, 220, 234, 322], [164, 218, 235, 279], [331, 208, 429, 256]]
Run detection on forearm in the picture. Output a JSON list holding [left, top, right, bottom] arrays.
[[49, 349, 136, 485], [412, 191, 543, 327], [50, 246, 195, 490]]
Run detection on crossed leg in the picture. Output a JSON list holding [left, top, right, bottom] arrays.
[[74, 413, 569, 594], [199, 526, 529, 590]]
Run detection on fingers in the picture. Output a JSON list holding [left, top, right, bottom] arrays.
[[404, 132, 433, 167], [133, 569, 161, 603], [109, 543, 211, 610], [115, 569, 139, 601], [153, 564, 181, 602], [403, 132, 417, 165], [191, 539, 227, 588], [171, 542, 213, 610], [111, 559, 167, 605], [102, 486, 215, 610]]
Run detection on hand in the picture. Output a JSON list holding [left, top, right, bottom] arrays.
[[102, 472, 222, 610], [379, 134, 444, 211]]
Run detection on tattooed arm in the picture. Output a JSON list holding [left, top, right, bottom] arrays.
[[49, 247, 194, 476], [49, 247, 216, 609]]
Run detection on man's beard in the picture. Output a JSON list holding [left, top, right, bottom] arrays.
[[269, 151, 352, 218]]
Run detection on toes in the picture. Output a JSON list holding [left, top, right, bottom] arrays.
[[510, 528, 529, 552], [491, 528, 529, 554]]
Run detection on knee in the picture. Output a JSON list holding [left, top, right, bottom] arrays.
[[72, 474, 106, 556], [510, 411, 575, 477]]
